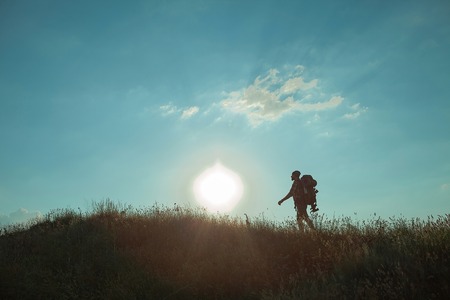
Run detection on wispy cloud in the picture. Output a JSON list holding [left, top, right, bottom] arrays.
[[160, 103, 179, 116], [159, 103, 200, 120], [441, 183, 449, 191], [181, 106, 199, 119], [157, 66, 366, 126], [343, 103, 368, 120], [220, 66, 344, 127]]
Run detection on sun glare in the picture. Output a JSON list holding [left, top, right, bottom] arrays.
[[193, 162, 244, 212]]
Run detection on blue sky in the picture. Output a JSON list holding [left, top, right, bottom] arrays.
[[1, 0, 449, 225]]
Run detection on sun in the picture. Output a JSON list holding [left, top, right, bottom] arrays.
[[193, 162, 244, 212]]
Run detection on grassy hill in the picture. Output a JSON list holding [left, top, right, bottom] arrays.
[[1, 200, 449, 299]]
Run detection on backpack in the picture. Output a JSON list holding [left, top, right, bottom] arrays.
[[301, 175, 318, 205]]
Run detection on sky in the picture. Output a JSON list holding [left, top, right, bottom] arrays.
[[1, 0, 449, 226]]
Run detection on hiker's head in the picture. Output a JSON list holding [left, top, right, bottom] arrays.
[[291, 170, 301, 180]]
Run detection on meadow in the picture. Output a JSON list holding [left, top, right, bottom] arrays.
[[0, 200, 448, 299]]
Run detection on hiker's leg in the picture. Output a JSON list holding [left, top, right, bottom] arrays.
[[305, 214, 315, 230], [305, 217, 316, 230], [296, 204, 307, 231], [296, 213, 305, 231]]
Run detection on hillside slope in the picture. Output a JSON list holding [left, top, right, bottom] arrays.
[[1, 202, 449, 299]]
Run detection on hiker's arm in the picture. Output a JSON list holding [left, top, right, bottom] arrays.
[[278, 191, 292, 205]]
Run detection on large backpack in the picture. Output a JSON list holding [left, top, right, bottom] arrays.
[[301, 175, 318, 205]]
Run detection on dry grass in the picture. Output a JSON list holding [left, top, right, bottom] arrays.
[[1, 199, 449, 299]]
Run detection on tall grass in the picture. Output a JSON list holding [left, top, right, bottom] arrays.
[[1, 199, 448, 299]]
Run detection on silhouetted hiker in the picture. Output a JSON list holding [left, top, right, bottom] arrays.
[[278, 170, 315, 230]]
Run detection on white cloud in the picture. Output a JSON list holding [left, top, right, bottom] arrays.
[[298, 96, 343, 112], [0, 208, 42, 226], [181, 106, 199, 119], [160, 103, 179, 116], [280, 77, 318, 94], [157, 65, 365, 127], [343, 103, 368, 120], [441, 183, 450, 191], [220, 67, 344, 127], [159, 103, 200, 120]]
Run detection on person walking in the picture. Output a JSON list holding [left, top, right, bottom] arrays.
[[278, 170, 315, 230]]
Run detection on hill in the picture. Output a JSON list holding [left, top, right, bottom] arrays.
[[1, 200, 449, 299]]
